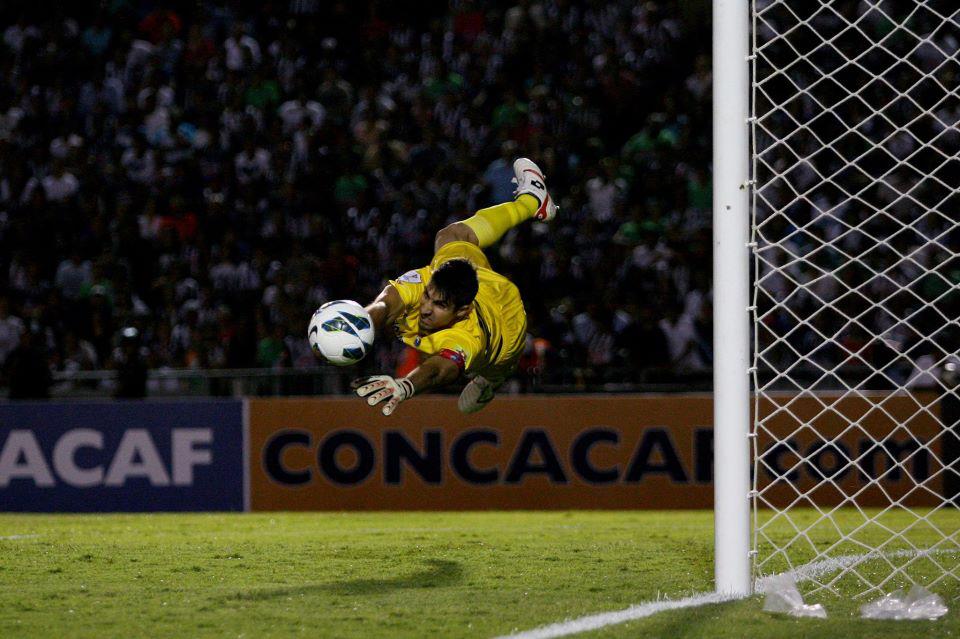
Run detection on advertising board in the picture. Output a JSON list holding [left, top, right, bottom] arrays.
[[0, 401, 244, 511], [248, 394, 944, 510]]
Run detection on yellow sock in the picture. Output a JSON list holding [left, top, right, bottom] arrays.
[[461, 194, 539, 248]]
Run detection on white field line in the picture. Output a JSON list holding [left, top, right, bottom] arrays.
[[495, 548, 950, 639], [493, 591, 742, 639], [0, 534, 40, 540]]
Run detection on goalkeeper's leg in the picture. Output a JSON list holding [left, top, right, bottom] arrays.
[[434, 157, 557, 252]]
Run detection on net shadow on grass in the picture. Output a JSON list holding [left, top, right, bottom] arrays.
[[227, 559, 463, 601]]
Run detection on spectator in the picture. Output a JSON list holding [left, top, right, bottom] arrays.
[[112, 326, 148, 398], [0, 294, 25, 367], [483, 141, 519, 205], [224, 23, 260, 72], [586, 158, 627, 223], [659, 304, 704, 375], [61, 329, 99, 373], [4, 327, 51, 399], [54, 250, 93, 302]]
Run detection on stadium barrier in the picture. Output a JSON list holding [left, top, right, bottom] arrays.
[[0, 394, 944, 511], [0, 401, 244, 512]]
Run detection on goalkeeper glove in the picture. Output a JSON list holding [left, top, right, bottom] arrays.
[[352, 375, 415, 416]]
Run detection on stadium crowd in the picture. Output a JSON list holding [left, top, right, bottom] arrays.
[[0, 0, 715, 397], [753, 1, 959, 391]]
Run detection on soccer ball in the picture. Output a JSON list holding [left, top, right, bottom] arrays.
[[307, 300, 374, 366]]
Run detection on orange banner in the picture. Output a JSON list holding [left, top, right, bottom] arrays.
[[755, 392, 944, 508], [248, 395, 714, 510], [246, 393, 945, 510]]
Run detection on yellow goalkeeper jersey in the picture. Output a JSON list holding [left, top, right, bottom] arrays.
[[388, 241, 527, 379]]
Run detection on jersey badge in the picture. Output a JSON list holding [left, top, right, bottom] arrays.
[[398, 270, 422, 283]]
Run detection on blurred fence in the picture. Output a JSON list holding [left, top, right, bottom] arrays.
[[14, 367, 714, 399], [21, 364, 941, 400], [46, 367, 355, 398], [7, 362, 943, 400]]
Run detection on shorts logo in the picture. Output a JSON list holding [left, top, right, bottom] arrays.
[[398, 270, 422, 284]]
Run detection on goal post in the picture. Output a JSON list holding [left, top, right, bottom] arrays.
[[713, 0, 753, 596]]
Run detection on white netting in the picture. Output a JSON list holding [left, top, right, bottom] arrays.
[[750, 0, 960, 598]]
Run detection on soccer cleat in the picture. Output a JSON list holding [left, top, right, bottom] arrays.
[[458, 375, 496, 414], [512, 157, 558, 221]]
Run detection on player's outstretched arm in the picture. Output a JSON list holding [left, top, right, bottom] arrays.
[[352, 355, 461, 416], [364, 284, 405, 336]]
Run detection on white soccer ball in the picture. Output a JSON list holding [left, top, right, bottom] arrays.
[[307, 300, 375, 366]]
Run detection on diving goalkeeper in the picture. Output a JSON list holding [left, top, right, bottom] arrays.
[[353, 157, 557, 416]]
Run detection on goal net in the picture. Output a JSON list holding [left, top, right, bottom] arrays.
[[751, 0, 960, 598]]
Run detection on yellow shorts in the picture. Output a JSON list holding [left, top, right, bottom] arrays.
[[430, 240, 492, 271]]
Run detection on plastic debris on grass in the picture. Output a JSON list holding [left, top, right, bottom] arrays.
[[761, 574, 828, 618], [860, 585, 948, 620]]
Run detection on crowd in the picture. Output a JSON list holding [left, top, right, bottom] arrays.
[[753, 1, 959, 391], [0, 0, 716, 398]]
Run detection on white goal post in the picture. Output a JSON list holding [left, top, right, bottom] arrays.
[[714, 0, 960, 598], [713, 0, 753, 596]]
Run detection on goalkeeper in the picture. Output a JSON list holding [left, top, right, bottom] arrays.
[[353, 157, 557, 416]]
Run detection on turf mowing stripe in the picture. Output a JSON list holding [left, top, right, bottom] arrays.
[[497, 548, 955, 639]]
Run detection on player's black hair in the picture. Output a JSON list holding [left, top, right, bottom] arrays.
[[430, 258, 479, 309]]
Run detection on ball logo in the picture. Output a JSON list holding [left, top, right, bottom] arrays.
[[321, 316, 358, 336], [340, 311, 371, 330]]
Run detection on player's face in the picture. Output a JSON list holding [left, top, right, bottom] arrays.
[[418, 284, 467, 334]]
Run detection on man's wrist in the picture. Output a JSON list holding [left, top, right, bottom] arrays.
[[397, 377, 415, 399]]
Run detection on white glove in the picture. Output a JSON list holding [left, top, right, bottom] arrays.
[[352, 375, 415, 416]]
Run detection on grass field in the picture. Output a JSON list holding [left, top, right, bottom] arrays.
[[0, 511, 957, 638]]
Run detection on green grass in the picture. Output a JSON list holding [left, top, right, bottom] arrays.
[[0, 511, 957, 638]]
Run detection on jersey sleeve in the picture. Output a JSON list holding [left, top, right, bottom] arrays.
[[417, 326, 483, 373], [388, 268, 429, 310]]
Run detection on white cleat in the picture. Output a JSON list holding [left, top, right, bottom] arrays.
[[512, 157, 558, 221], [458, 375, 496, 414]]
